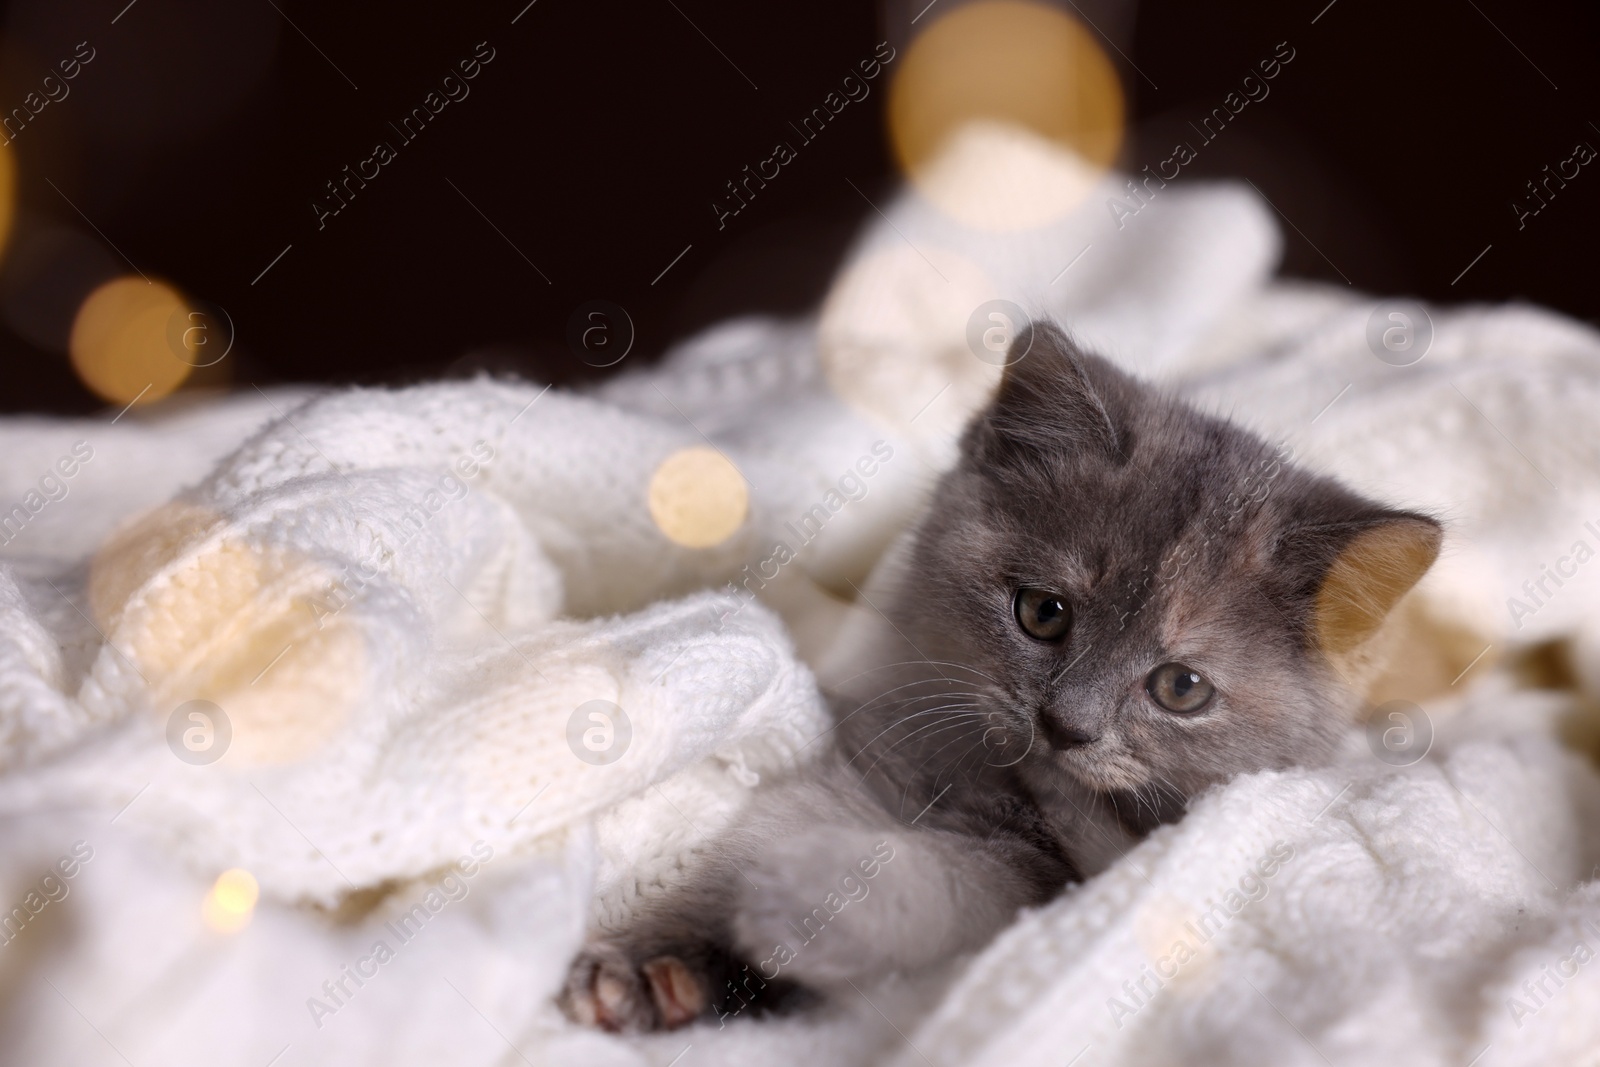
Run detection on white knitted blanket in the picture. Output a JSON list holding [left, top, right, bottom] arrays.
[[4, 144, 1600, 1067]]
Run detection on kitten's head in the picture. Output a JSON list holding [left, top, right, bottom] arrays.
[[888, 322, 1441, 798]]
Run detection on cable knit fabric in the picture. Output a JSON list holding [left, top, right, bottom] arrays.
[[2, 158, 1600, 1067]]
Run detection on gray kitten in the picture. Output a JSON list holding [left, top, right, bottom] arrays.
[[562, 322, 1441, 1031]]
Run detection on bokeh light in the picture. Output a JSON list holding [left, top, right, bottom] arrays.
[[69, 276, 196, 406], [888, 0, 1125, 229], [0, 146, 16, 266], [90, 502, 369, 765], [647, 446, 749, 548], [1132, 892, 1224, 997], [201, 868, 259, 933], [818, 244, 1006, 444]]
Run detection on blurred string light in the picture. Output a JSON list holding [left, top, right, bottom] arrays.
[[68, 275, 197, 406], [0, 147, 15, 262], [648, 446, 749, 548], [201, 867, 259, 934], [87, 501, 371, 765], [887, 0, 1125, 229]]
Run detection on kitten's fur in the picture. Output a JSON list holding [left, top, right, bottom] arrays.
[[562, 323, 1441, 1031]]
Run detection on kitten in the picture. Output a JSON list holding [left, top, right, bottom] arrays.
[[561, 322, 1441, 1031]]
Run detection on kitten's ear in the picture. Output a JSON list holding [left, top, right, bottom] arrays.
[[972, 321, 1131, 463], [1299, 513, 1443, 657]]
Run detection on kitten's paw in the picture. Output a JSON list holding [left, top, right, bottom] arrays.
[[560, 943, 653, 1031], [559, 943, 708, 1032]]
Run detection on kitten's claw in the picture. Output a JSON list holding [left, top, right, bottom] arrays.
[[560, 943, 708, 1032], [642, 956, 708, 1028]]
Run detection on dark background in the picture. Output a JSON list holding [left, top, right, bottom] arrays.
[[0, 0, 1595, 413]]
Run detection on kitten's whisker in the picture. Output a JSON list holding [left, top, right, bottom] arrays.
[[981, 708, 1037, 770], [869, 722, 990, 792], [1149, 770, 1188, 810], [860, 716, 985, 779], [905, 660, 1001, 683], [843, 678, 984, 716], [845, 691, 982, 738], [868, 659, 1000, 682], [1135, 783, 1158, 822], [897, 727, 992, 817], [825, 687, 972, 748], [830, 699, 982, 753], [1112, 783, 1151, 826], [784, 685, 982, 770], [942, 735, 1001, 792], [1050, 782, 1159, 889], [857, 700, 979, 758], [1114, 786, 1140, 823], [827, 679, 984, 729], [823, 659, 1001, 695], [925, 751, 972, 805], [844, 703, 982, 765], [916, 723, 1002, 793], [1121, 776, 1174, 828]]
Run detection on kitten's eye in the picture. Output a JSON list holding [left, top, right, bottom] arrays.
[[1146, 662, 1214, 713], [1014, 588, 1071, 641]]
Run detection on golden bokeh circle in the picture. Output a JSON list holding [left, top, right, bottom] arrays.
[[69, 276, 196, 406], [1132, 892, 1222, 997], [202, 867, 260, 933], [90, 502, 370, 766], [0, 147, 16, 265], [888, 0, 1125, 229], [647, 446, 749, 549]]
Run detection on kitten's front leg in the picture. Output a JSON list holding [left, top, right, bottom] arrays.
[[731, 826, 1049, 987]]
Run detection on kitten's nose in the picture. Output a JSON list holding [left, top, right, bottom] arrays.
[[1043, 718, 1098, 749]]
